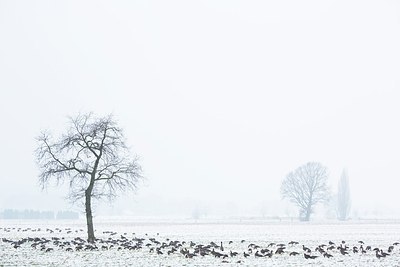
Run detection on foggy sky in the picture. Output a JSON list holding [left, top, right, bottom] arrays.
[[1, 0, 399, 218]]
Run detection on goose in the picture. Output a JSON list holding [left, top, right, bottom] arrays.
[[316, 246, 325, 254], [375, 250, 383, 259], [211, 249, 225, 258], [255, 251, 265, 257], [229, 250, 238, 257], [323, 252, 333, 258], [304, 253, 318, 259], [302, 245, 311, 253], [275, 247, 285, 254], [339, 248, 349, 255], [199, 250, 208, 256], [185, 252, 196, 258], [380, 250, 390, 257]]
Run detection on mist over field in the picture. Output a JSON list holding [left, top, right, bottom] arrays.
[[1, 0, 400, 220], [2, 1, 400, 266]]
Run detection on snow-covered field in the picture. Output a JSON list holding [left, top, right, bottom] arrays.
[[1, 219, 400, 266]]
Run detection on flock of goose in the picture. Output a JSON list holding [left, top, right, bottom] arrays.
[[1, 226, 399, 264]]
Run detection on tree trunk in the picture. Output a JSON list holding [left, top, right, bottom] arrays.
[[300, 205, 312, 221], [86, 158, 100, 243], [85, 189, 95, 243], [304, 208, 311, 221], [303, 195, 313, 221]]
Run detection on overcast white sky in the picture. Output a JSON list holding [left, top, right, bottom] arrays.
[[0, 0, 399, 218]]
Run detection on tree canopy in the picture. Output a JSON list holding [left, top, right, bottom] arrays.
[[36, 113, 143, 242], [281, 162, 330, 221]]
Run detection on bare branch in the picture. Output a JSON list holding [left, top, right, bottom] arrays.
[[35, 112, 143, 204], [281, 162, 329, 221]]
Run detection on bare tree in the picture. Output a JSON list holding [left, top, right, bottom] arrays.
[[337, 168, 351, 221], [36, 113, 143, 242], [281, 162, 330, 221]]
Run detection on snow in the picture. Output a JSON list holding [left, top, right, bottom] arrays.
[[1, 219, 400, 266]]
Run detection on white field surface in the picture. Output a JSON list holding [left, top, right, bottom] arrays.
[[1, 218, 400, 266]]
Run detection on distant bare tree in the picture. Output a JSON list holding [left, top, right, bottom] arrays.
[[36, 113, 143, 243], [337, 169, 351, 221], [281, 162, 330, 221]]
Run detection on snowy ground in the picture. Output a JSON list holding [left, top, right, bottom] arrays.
[[1, 219, 400, 266]]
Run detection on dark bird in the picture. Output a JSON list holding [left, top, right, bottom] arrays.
[[380, 250, 390, 257], [255, 251, 265, 257], [185, 253, 196, 258], [375, 251, 383, 259], [304, 254, 318, 259], [275, 247, 285, 254], [323, 252, 333, 258], [302, 245, 311, 253], [230, 251, 238, 257]]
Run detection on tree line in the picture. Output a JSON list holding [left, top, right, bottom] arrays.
[[0, 209, 79, 220]]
